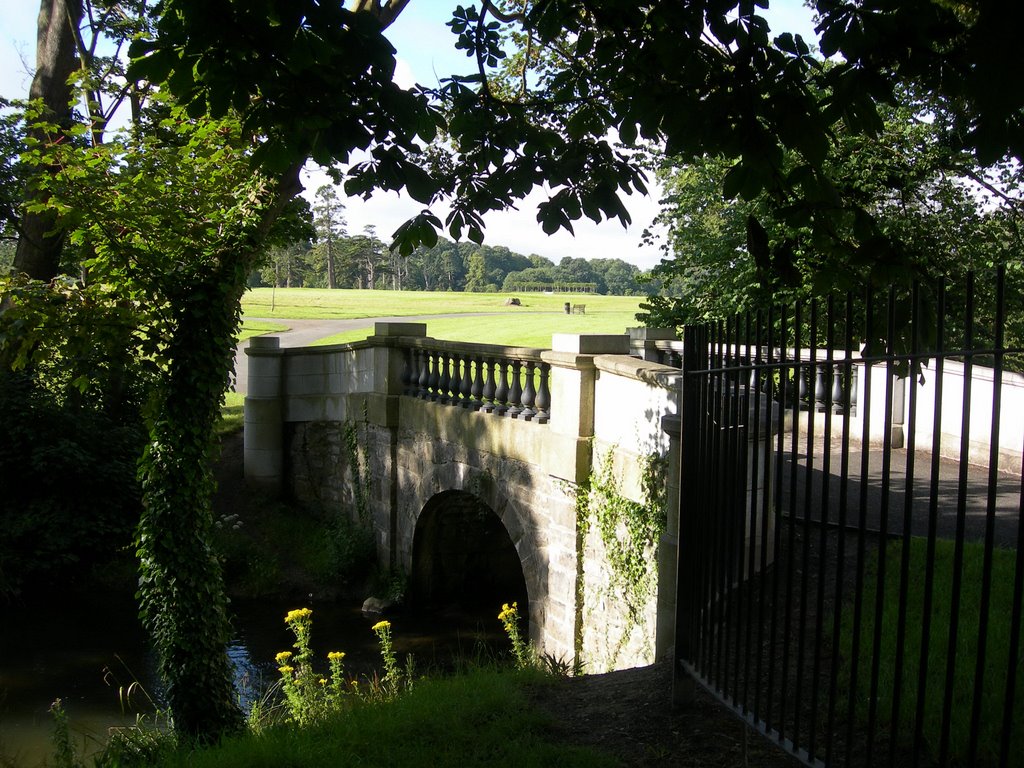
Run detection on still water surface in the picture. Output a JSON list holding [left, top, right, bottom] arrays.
[[0, 591, 503, 766]]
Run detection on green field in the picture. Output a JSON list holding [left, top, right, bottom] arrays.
[[241, 288, 647, 349], [242, 287, 643, 320]]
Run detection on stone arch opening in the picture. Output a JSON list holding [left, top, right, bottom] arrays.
[[410, 490, 528, 617]]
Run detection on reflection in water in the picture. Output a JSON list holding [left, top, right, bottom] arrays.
[[0, 593, 508, 766]]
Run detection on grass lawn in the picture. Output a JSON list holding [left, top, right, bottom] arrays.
[[216, 391, 245, 437], [310, 310, 643, 349], [840, 538, 1023, 766], [238, 319, 290, 341], [241, 287, 644, 321]]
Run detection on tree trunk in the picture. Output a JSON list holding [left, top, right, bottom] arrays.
[[137, 266, 245, 739], [14, 0, 84, 281], [136, 164, 303, 742]]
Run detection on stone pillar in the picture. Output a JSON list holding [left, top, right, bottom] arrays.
[[244, 336, 284, 491], [628, 327, 678, 362], [542, 334, 630, 485]]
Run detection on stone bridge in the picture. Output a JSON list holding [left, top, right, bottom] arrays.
[[242, 323, 707, 671]]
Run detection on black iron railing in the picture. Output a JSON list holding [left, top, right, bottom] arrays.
[[675, 269, 1024, 767]]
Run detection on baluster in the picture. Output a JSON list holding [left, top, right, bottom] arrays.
[[519, 360, 537, 420], [493, 359, 510, 416], [428, 350, 441, 402], [831, 366, 844, 414], [481, 357, 497, 413], [849, 366, 859, 416], [469, 354, 484, 410], [401, 348, 415, 396], [439, 351, 454, 404], [415, 348, 428, 397], [534, 362, 551, 424], [507, 359, 524, 418], [450, 352, 463, 405], [459, 352, 473, 408], [797, 365, 809, 409], [814, 365, 827, 412]]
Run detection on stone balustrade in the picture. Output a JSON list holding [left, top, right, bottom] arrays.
[[398, 341, 551, 423]]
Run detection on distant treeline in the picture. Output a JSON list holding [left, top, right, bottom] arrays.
[[252, 234, 648, 295]]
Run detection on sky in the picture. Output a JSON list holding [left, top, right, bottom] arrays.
[[0, 1, 817, 270]]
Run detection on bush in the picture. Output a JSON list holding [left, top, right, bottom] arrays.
[[0, 372, 145, 597]]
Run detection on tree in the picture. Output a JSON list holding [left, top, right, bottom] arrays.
[[312, 185, 346, 288], [641, 85, 1023, 327]]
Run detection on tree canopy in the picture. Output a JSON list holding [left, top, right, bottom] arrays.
[[130, 0, 1024, 282]]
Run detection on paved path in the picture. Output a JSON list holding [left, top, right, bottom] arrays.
[[231, 313, 520, 394]]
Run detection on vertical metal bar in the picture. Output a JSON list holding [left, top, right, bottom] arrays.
[[779, 299, 803, 743], [674, 324, 704, 703], [846, 284, 875, 766], [808, 294, 836, 762], [866, 287, 898, 764], [712, 316, 728, 688], [742, 309, 763, 715], [691, 323, 712, 675], [793, 298, 819, 749], [754, 306, 775, 723], [967, 266, 1005, 764], [698, 322, 716, 675], [825, 290, 856, 766], [938, 270, 974, 766], [720, 314, 741, 697], [889, 281, 921, 768], [1000, 337, 1024, 766], [706, 319, 721, 685], [912, 279, 945, 768], [766, 304, 789, 734]]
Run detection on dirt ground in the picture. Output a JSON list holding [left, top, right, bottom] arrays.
[[531, 663, 803, 767]]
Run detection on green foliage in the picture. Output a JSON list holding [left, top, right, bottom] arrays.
[[497, 601, 534, 671], [49, 699, 83, 768], [0, 371, 144, 598], [641, 86, 1024, 328], [273, 608, 352, 725], [585, 451, 668, 623]]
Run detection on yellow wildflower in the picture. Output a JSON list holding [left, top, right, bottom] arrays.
[[279, 665, 294, 675], [319, 678, 327, 686], [285, 608, 313, 624], [275, 651, 293, 664], [328, 651, 346, 661], [371, 620, 391, 632]]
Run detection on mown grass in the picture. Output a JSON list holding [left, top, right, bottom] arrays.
[[241, 287, 643, 321], [839, 538, 1023, 766], [214, 391, 245, 437], [142, 668, 615, 768], [238, 319, 290, 341], [311, 310, 643, 348]]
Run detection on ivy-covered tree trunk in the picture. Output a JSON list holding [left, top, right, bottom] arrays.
[[136, 257, 249, 740]]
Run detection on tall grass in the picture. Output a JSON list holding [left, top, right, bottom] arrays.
[[839, 538, 1023, 766], [138, 668, 613, 768]]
